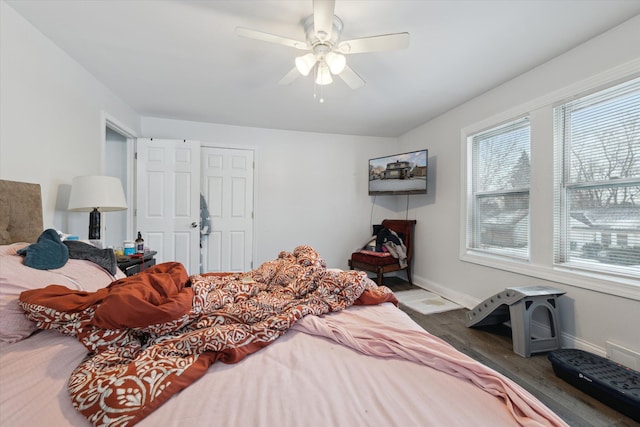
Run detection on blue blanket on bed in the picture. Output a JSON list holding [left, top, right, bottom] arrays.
[[18, 229, 117, 274], [17, 228, 69, 270]]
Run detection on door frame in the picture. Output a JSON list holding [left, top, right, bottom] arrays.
[[101, 111, 137, 243]]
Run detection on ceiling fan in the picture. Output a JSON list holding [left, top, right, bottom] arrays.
[[236, 0, 409, 97]]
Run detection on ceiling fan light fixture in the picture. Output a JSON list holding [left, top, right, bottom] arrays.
[[315, 62, 333, 85], [295, 53, 317, 76], [325, 52, 346, 75], [237, 1, 406, 94]]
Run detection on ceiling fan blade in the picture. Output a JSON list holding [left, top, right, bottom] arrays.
[[338, 65, 365, 90], [337, 32, 410, 54], [313, 0, 335, 41], [278, 67, 301, 85], [236, 27, 308, 50]]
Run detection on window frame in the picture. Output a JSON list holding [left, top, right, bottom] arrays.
[[460, 63, 640, 302], [466, 117, 531, 261], [553, 77, 640, 279]]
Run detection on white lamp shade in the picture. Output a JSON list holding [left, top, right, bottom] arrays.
[[325, 52, 346, 75], [68, 175, 128, 212], [315, 62, 333, 85], [295, 53, 317, 76]]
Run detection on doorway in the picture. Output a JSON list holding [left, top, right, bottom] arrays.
[[134, 140, 255, 274], [104, 117, 136, 250]]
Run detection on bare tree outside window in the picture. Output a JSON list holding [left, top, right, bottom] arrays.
[[557, 79, 640, 273], [470, 119, 530, 257]]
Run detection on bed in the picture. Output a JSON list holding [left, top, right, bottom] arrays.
[[0, 179, 568, 427]]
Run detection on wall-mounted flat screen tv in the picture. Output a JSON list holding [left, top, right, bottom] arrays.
[[369, 149, 428, 196]]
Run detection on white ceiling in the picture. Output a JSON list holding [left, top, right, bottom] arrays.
[[7, 0, 640, 137]]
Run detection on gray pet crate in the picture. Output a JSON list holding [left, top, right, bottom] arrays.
[[466, 286, 566, 357]]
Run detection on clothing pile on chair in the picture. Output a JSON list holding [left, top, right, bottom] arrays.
[[360, 226, 408, 268]]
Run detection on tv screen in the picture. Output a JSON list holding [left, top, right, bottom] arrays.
[[369, 149, 428, 196]]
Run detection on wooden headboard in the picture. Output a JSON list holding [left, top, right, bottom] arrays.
[[0, 179, 44, 245]]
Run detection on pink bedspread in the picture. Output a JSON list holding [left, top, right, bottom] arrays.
[[18, 246, 395, 426], [292, 305, 568, 427]]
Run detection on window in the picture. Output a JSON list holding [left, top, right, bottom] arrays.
[[554, 78, 640, 278], [467, 117, 531, 259]]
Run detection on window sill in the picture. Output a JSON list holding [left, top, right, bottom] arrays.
[[461, 250, 640, 301]]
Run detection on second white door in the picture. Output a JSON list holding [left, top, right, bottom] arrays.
[[200, 146, 254, 272]]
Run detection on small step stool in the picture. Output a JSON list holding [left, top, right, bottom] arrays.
[[466, 286, 566, 357]]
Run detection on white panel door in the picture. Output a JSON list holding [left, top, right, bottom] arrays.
[[201, 147, 254, 272], [136, 138, 200, 274]]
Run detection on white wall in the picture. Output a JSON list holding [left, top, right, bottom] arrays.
[[399, 15, 640, 356], [141, 118, 400, 268], [0, 1, 140, 237]]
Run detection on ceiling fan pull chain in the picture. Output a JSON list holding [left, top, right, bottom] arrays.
[[313, 65, 325, 103], [313, 66, 318, 100]]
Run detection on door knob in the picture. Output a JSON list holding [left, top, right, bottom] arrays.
[[191, 222, 198, 228]]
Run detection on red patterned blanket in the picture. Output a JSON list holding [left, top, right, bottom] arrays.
[[19, 246, 396, 426]]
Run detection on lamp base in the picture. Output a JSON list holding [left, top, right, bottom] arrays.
[[89, 208, 101, 240]]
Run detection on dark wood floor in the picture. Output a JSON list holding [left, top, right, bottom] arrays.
[[383, 280, 639, 427]]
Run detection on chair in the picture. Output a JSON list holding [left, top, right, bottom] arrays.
[[348, 219, 416, 286]]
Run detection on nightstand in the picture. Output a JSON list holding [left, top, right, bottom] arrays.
[[117, 251, 157, 277]]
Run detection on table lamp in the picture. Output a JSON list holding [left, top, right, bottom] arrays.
[[68, 175, 128, 240]]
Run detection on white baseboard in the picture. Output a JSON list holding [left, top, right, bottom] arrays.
[[561, 333, 606, 357], [411, 273, 479, 310]]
